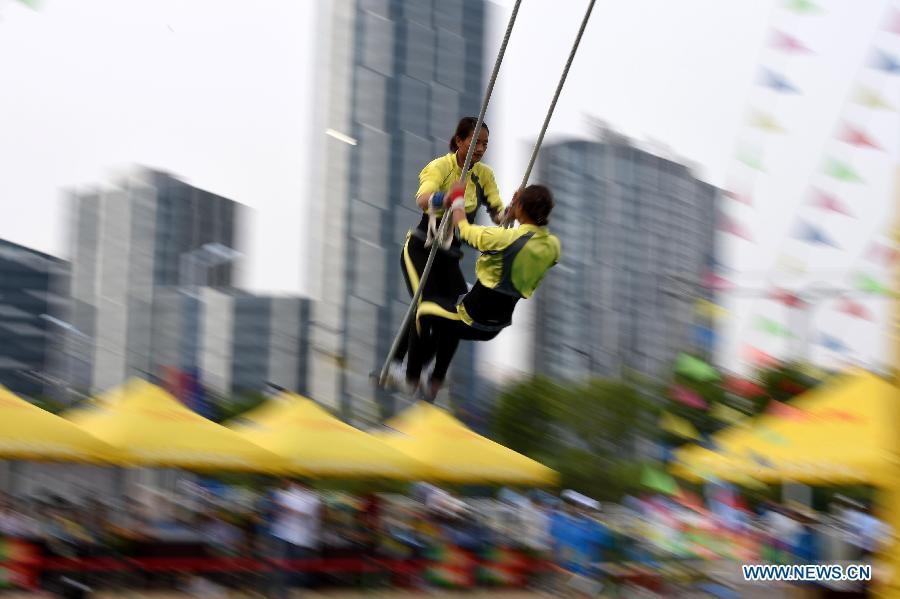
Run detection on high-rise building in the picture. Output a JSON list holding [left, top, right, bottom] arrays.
[[309, 0, 487, 423], [0, 239, 69, 398], [533, 130, 719, 381], [67, 168, 239, 393], [151, 288, 312, 398]]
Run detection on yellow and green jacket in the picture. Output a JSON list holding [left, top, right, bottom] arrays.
[[456, 221, 561, 330]]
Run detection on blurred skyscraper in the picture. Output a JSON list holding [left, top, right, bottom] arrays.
[[151, 289, 311, 398], [0, 239, 69, 398], [308, 0, 487, 422], [533, 129, 719, 380], [67, 168, 239, 393]]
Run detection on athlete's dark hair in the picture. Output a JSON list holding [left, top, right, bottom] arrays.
[[450, 117, 489, 152], [518, 185, 554, 226]]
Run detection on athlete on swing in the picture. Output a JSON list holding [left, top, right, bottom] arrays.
[[406, 183, 560, 399], [387, 117, 507, 383]]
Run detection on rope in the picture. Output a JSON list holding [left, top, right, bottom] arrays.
[[502, 0, 597, 226], [378, 0, 523, 386]]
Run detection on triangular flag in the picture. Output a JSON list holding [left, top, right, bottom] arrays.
[[823, 158, 863, 183], [641, 466, 679, 495], [838, 123, 882, 150], [819, 333, 849, 353], [674, 353, 721, 382], [794, 220, 840, 248], [703, 272, 733, 291], [659, 412, 701, 440], [783, 0, 820, 15], [885, 9, 900, 35], [871, 49, 900, 74], [769, 30, 811, 53], [749, 110, 786, 133], [759, 68, 800, 93], [724, 189, 754, 205], [838, 298, 872, 321], [718, 214, 754, 241], [710, 402, 747, 425], [854, 272, 895, 297], [770, 287, 806, 308], [742, 344, 778, 367], [671, 384, 709, 410], [724, 377, 766, 398], [695, 298, 729, 320], [808, 188, 853, 217], [736, 146, 765, 170], [693, 324, 716, 350], [854, 87, 896, 111], [754, 315, 793, 338], [865, 241, 899, 267]]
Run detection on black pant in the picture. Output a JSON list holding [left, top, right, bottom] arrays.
[[406, 299, 499, 390], [395, 233, 467, 362]]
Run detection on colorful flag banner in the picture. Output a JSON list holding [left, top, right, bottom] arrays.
[[759, 68, 801, 93], [819, 333, 849, 353], [672, 384, 709, 410], [660, 412, 701, 440], [794, 220, 840, 248], [742, 344, 778, 367], [769, 30, 811, 53], [749, 110, 786, 133], [754, 315, 794, 338], [710, 402, 747, 425], [783, 0, 821, 15], [695, 298, 729, 320], [809, 188, 853, 217], [838, 123, 883, 150], [674, 353, 721, 382], [823, 158, 863, 182], [770, 287, 807, 308], [871, 49, 900, 74], [719, 214, 754, 241], [724, 377, 767, 398], [854, 87, 896, 111], [641, 466, 680, 495], [838, 298, 872, 321], [886, 9, 900, 35], [693, 323, 716, 350], [854, 272, 895, 296], [703, 272, 734, 291], [724, 189, 754, 205], [866, 241, 899, 266], [737, 146, 765, 170]]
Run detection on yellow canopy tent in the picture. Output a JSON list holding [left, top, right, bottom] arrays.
[[0, 385, 117, 463], [65, 378, 284, 472], [375, 402, 557, 485], [672, 370, 900, 486], [228, 392, 422, 479]]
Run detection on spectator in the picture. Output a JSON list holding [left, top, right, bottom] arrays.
[[270, 478, 321, 596], [550, 491, 610, 598]]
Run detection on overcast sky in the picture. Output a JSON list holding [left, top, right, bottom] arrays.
[[0, 0, 896, 376]]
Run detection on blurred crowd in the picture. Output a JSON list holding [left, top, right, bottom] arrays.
[[0, 482, 891, 596]]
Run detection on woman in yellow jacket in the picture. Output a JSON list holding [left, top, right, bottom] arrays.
[[390, 117, 506, 373], [407, 184, 560, 399]]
